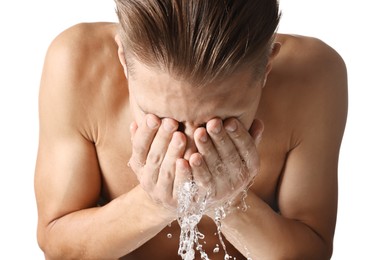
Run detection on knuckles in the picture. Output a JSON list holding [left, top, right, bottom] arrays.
[[147, 151, 163, 165], [129, 116, 260, 210]]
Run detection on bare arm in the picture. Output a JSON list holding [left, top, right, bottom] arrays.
[[34, 26, 173, 259], [220, 38, 348, 259]]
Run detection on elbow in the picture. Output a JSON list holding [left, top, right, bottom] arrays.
[[37, 238, 86, 260], [37, 222, 85, 260], [37, 224, 50, 257], [37, 232, 56, 260], [37, 226, 61, 260]]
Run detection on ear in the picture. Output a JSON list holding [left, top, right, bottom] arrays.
[[262, 42, 281, 87], [248, 118, 264, 147], [115, 34, 128, 78]]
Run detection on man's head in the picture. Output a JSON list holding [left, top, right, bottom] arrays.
[[114, 0, 281, 86], [114, 0, 281, 158]]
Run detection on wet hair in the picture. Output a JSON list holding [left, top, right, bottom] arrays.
[[114, 0, 281, 85]]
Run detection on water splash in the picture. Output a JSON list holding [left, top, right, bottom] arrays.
[[240, 189, 249, 212], [214, 206, 230, 260], [177, 181, 209, 260], [177, 179, 252, 260]]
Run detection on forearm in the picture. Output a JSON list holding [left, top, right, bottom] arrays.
[[39, 185, 174, 259], [220, 190, 331, 260]]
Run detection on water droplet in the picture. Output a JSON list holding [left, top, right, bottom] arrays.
[[197, 231, 205, 240], [241, 189, 249, 212]]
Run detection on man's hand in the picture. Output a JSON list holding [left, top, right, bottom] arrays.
[[129, 114, 191, 213], [188, 118, 263, 210], [129, 114, 263, 214]]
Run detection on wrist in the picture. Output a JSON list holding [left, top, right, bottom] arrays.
[[220, 189, 266, 227], [203, 189, 248, 221], [134, 185, 177, 224]]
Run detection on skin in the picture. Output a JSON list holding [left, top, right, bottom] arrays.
[[35, 22, 347, 260]]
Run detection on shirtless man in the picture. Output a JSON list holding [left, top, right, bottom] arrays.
[[34, 0, 348, 259]]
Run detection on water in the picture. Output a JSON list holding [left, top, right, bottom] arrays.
[[214, 207, 230, 260], [177, 181, 209, 260], [213, 244, 220, 253], [177, 180, 250, 260]]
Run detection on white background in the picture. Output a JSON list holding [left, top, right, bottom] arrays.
[[0, 1, 372, 259]]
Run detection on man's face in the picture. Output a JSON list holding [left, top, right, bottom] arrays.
[[126, 58, 263, 157]]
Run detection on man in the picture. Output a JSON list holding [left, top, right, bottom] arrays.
[[34, 0, 347, 259]]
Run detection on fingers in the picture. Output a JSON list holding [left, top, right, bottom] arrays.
[[173, 158, 192, 199], [158, 132, 186, 197], [189, 153, 213, 193], [129, 113, 262, 209], [193, 118, 247, 198], [129, 114, 161, 171], [193, 126, 222, 175], [130, 115, 190, 207], [193, 117, 261, 187], [224, 118, 261, 176], [129, 115, 179, 182], [142, 118, 180, 190], [193, 118, 243, 177], [146, 118, 178, 168], [206, 118, 243, 171]]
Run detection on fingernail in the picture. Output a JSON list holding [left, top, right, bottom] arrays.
[[163, 119, 176, 132], [211, 120, 222, 134], [193, 156, 202, 166], [225, 120, 237, 132], [200, 132, 208, 142], [177, 159, 191, 174], [146, 116, 159, 129], [172, 133, 183, 146]]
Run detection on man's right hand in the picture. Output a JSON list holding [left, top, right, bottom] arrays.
[[129, 114, 191, 213]]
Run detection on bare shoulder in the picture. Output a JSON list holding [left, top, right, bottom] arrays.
[[274, 33, 347, 86], [39, 22, 123, 141], [265, 34, 348, 148], [48, 22, 118, 49], [43, 22, 119, 83]]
